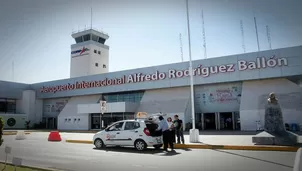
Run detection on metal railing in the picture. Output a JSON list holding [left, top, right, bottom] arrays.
[[71, 27, 108, 36]]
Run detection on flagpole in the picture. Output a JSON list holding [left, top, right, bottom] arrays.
[[186, 0, 199, 143]]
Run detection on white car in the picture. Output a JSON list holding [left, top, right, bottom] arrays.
[[93, 118, 163, 151]]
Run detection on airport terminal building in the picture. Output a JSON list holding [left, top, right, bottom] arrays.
[[1, 29, 302, 131]]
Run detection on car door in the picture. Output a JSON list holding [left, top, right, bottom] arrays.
[[120, 121, 141, 146], [104, 121, 125, 145]]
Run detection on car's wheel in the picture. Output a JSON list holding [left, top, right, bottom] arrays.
[[153, 144, 162, 150], [134, 139, 147, 151], [94, 138, 105, 149]]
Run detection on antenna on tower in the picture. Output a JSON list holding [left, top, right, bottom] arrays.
[[266, 25, 272, 50], [201, 9, 208, 59], [240, 20, 246, 53], [90, 7, 93, 29], [179, 33, 184, 62], [253, 11, 260, 52]]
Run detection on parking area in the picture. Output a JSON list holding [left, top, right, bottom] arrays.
[[0, 132, 297, 171]]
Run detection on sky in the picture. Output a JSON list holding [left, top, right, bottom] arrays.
[[0, 0, 301, 84]]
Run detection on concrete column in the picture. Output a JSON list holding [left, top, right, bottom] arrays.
[[215, 112, 219, 130], [217, 112, 221, 130]]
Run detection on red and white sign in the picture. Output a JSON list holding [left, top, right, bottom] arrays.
[[40, 56, 288, 94]]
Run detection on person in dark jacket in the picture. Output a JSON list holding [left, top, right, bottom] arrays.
[[174, 115, 185, 144]]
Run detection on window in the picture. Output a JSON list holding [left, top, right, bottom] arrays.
[[128, 96, 135, 102], [124, 122, 140, 130], [102, 91, 145, 103], [117, 94, 124, 102], [0, 102, 5, 113], [108, 122, 124, 131], [94, 50, 97, 53], [92, 34, 98, 42], [98, 37, 106, 44], [0, 99, 16, 113], [98, 51, 101, 54], [83, 34, 91, 41], [123, 94, 130, 102], [75, 37, 83, 43], [103, 64, 106, 68], [95, 63, 98, 67], [108, 95, 118, 102]]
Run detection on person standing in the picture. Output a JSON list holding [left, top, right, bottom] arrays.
[[157, 116, 173, 152], [167, 117, 175, 143], [226, 117, 232, 129], [174, 115, 185, 144]]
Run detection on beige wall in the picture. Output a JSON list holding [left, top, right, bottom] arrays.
[[58, 95, 100, 130], [240, 78, 302, 131]]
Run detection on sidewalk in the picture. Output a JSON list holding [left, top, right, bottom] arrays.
[[60, 131, 302, 146]]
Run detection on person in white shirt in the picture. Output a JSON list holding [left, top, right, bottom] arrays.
[[157, 116, 173, 151], [167, 117, 175, 143]]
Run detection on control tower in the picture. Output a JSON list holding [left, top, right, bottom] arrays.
[[70, 28, 109, 78]]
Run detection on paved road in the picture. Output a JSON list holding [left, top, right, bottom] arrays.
[[0, 133, 296, 171]]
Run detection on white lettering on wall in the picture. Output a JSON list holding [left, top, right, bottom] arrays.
[[238, 56, 288, 71], [40, 56, 290, 94]]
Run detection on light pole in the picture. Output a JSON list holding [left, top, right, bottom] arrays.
[[186, 0, 199, 143]]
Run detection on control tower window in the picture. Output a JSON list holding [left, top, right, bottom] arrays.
[[83, 34, 91, 41], [98, 37, 106, 44], [75, 37, 83, 43], [103, 64, 106, 68], [95, 63, 99, 67], [94, 50, 97, 53], [98, 51, 101, 54], [92, 34, 98, 42]]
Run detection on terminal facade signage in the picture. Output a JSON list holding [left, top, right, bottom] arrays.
[[40, 56, 288, 93]]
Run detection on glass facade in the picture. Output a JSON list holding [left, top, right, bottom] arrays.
[[92, 34, 98, 42], [74, 34, 106, 44], [91, 113, 135, 129], [83, 34, 91, 41], [0, 99, 16, 113], [75, 37, 83, 43], [103, 91, 144, 103]]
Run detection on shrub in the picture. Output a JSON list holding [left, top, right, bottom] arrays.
[[0, 117, 3, 146]]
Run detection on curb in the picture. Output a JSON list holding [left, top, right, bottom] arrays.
[[66, 139, 93, 144], [0, 161, 57, 171], [177, 144, 299, 152], [3, 132, 31, 136], [65, 139, 299, 152]]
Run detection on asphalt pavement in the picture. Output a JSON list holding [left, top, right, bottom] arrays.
[[0, 133, 297, 171]]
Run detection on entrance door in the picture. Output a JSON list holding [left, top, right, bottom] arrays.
[[195, 113, 202, 129], [53, 117, 57, 129], [47, 117, 57, 129], [219, 112, 233, 130], [91, 114, 101, 129], [203, 113, 216, 130]]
